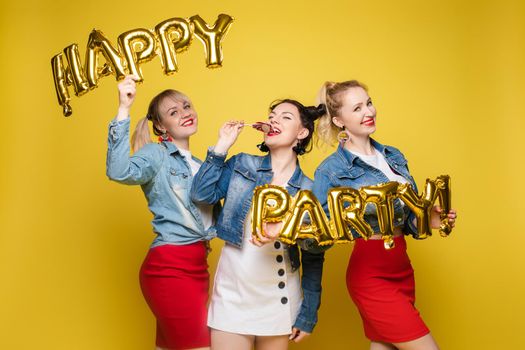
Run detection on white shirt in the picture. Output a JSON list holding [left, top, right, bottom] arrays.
[[179, 148, 213, 230], [351, 149, 408, 184]]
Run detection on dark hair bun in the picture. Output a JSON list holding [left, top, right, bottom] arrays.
[[304, 103, 326, 120]]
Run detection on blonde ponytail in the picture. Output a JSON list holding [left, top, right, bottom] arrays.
[[131, 117, 152, 152], [316, 81, 339, 147]]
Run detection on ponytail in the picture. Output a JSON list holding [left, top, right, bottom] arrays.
[[315, 80, 368, 147], [316, 81, 338, 147], [131, 117, 152, 152]]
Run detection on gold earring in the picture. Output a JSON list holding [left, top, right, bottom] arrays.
[[337, 128, 349, 143]]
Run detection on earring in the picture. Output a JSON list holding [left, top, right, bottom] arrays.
[[292, 142, 306, 155], [159, 132, 173, 142], [337, 127, 350, 144], [256, 142, 269, 152]]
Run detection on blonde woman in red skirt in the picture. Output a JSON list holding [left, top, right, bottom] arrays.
[[106, 75, 216, 350], [312, 80, 457, 350]]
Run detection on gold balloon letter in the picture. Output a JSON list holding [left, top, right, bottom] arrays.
[[190, 14, 234, 68], [397, 175, 452, 239], [435, 175, 452, 236], [360, 182, 399, 249], [51, 53, 73, 117], [155, 17, 193, 75], [280, 190, 336, 246], [63, 44, 90, 97], [251, 185, 291, 242], [118, 29, 157, 82], [397, 183, 433, 239], [85, 29, 127, 87], [328, 187, 373, 242]]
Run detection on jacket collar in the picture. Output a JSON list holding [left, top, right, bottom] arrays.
[[161, 141, 182, 155], [257, 153, 304, 190], [336, 138, 394, 168]]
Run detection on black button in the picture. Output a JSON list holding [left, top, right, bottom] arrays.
[[274, 241, 281, 249], [276, 255, 283, 263], [278, 281, 285, 289], [281, 297, 288, 304], [278, 269, 285, 276]]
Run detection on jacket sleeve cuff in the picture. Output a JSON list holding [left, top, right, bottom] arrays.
[[293, 289, 321, 333], [108, 118, 130, 142], [205, 147, 227, 165], [293, 315, 316, 333], [297, 238, 332, 253]]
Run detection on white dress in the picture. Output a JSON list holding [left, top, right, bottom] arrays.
[[207, 199, 302, 335]]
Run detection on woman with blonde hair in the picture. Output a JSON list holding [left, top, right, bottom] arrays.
[[312, 80, 457, 350], [106, 75, 215, 350]]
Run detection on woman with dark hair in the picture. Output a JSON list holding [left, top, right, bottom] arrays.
[[106, 75, 215, 350], [190, 99, 325, 350]]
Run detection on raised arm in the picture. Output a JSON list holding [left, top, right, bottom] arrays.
[[106, 75, 162, 185], [190, 121, 244, 204]]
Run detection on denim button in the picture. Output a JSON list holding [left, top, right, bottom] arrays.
[[278, 281, 285, 289], [278, 269, 285, 276], [170, 169, 177, 175], [276, 255, 283, 263], [281, 297, 288, 304], [274, 241, 281, 249]]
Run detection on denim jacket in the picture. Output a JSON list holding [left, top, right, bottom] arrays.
[[312, 139, 419, 238], [190, 150, 325, 333], [106, 118, 216, 248]]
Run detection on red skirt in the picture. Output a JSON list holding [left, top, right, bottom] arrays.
[[346, 235, 429, 343], [139, 242, 210, 349]]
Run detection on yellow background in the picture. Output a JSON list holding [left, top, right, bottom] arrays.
[[1, 0, 523, 349]]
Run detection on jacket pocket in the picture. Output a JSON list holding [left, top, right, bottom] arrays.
[[168, 167, 190, 191], [334, 166, 365, 180], [233, 164, 256, 182]]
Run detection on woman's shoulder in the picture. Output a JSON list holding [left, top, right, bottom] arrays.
[[137, 142, 163, 153], [300, 174, 313, 189], [133, 142, 165, 162], [315, 149, 342, 172], [382, 143, 410, 163], [229, 152, 265, 166], [383, 143, 404, 155]]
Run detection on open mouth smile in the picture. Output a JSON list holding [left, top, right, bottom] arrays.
[[181, 118, 194, 127], [266, 127, 281, 136]]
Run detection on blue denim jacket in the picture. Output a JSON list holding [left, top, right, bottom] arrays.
[[312, 139, 419, 238], [190, 150, 325, 333], [106, 118, 216, 247]]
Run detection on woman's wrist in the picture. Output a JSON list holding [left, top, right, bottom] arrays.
[[115, 106, 130, 121], [213, 140, 231, 155]]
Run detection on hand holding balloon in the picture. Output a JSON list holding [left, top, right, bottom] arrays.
[[250, 222, 282, 247], [429, 206, 457, 230], [116, 75, 139, 121]]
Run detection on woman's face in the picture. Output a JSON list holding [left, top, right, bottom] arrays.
[[264, 102, 308, 151], [334, 87, 376, 138], [157, 97, 198, 140]]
